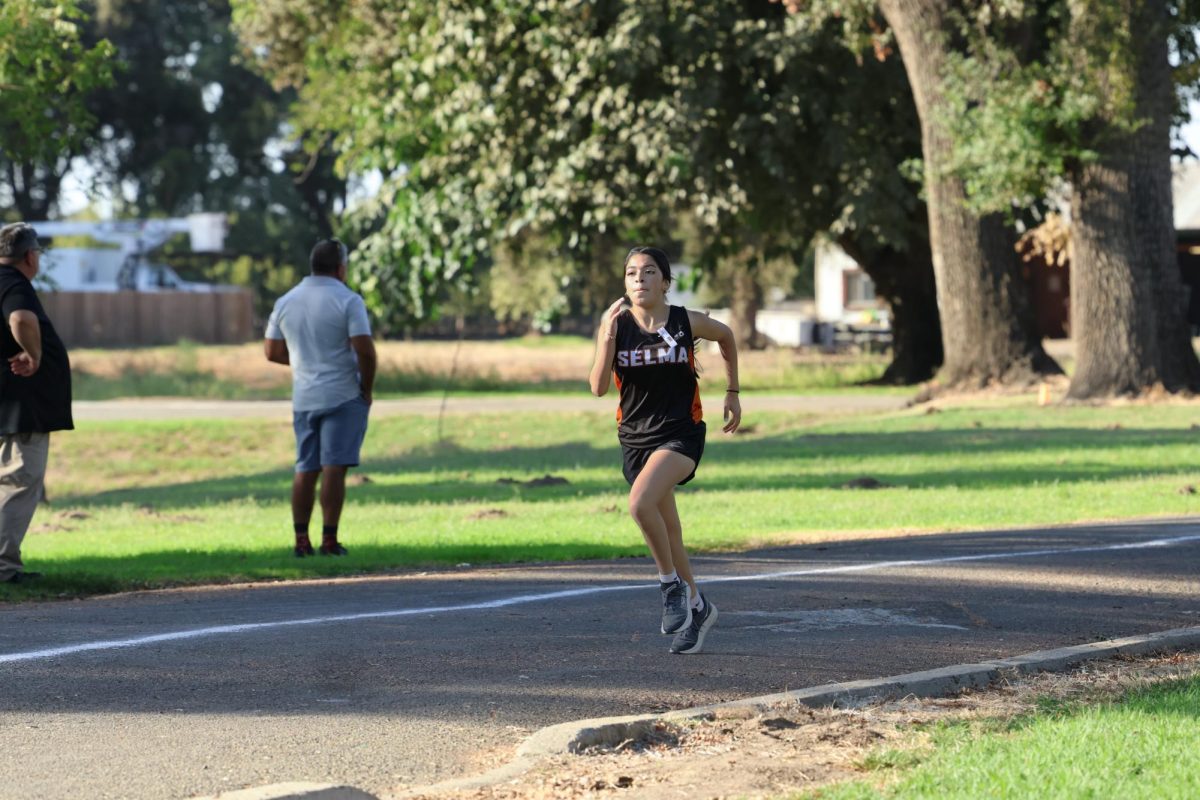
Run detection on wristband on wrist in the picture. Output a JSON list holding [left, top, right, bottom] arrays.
[[726, 388, 740, 393]]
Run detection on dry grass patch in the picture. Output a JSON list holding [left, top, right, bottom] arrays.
[[70, 339, 893, 398]]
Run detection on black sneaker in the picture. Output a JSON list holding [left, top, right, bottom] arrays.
[[294, 542, 315, 558], [318, 542, 348, 556], [2, 571, 43, 584], [660, 578, 691, 634], [669, 594, 717, 655]]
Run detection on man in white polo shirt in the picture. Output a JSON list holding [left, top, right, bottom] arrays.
[[265, 238, 377, 557]]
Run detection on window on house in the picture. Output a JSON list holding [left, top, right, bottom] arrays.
[[844, 270, 876, 307]]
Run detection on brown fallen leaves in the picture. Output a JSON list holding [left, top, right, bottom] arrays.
[[393, 651, 1200, 800]]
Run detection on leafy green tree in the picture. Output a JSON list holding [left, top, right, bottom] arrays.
[[88, 1, 335, 219], [234, 1, 685, 332], [939, 0, 1200, 398], [0, 0, 114, 219], [782, 15, 943, 381], [673, 3, 936, 366], [236, 0, 943, 380], [488, 235, 573, 332], [780, 0, 1062, 387], [81, 0, 347, 316]]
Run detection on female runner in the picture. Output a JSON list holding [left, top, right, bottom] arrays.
[[589, 246, 741, 654]]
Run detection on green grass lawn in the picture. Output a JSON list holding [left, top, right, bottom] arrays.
[[5, 400, 1200, 599], [803, 675, 1200, 799]]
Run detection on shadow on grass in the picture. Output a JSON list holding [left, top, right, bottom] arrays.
[[0, 540, 652, 601], [57, 425, 1200, 511], [718, 425, 1200, 462]]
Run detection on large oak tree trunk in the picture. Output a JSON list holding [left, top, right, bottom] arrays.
[[728, 264, 763, 349], [839, 233, 943, 384], [1068, 0, 1200, 398], [878, 0, 1061, 387]]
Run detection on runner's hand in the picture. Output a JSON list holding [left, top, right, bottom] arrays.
[[599, 297, 626, 342], [723, 393, 741, 434]]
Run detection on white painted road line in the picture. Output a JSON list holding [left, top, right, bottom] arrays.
[[708, 532, 1200, 584], [2, 532, 1198, 666]]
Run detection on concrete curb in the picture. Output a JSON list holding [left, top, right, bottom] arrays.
[[219, 626, 1200, 800], [513, 624, 1200, 758]]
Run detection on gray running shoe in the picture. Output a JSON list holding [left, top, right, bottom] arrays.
[[660, 578, 691, 634], [669, 594, 717, 655]]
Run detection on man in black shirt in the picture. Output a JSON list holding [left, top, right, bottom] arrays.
[[0, 223, 73, 584]]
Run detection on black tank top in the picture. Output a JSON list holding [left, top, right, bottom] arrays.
[[612, 305, 704, 448]]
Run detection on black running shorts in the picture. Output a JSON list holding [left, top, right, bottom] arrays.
[[621, 422, 706, 486]]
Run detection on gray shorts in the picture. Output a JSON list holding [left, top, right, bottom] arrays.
[[293, 396, 370, 471]]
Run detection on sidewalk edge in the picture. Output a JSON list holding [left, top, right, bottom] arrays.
[[393, 625, 1200, 798]]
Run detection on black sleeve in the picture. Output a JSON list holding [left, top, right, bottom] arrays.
[[0, 283, 38, 320]]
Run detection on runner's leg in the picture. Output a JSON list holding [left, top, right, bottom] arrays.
[[628, 449, 695, 575], [658, 489, 696, 595]]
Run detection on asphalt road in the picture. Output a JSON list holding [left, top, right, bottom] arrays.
[[1, 519, 1198, 799]]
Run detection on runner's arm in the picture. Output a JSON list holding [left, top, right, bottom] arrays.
[[589, 298, 626, 396], [688, 310, 741, 433]]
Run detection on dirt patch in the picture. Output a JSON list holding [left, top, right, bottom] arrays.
[[841, 476, 893, 490], [497, 475, 570, 488], [29, 510, 93, 535], [28, 524, 75, 535], [135, 504, 203, 523], [469, 509, 510, 521], [392, 651, 1200, 800]]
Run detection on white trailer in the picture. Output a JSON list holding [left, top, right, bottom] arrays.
[[24, 214, 228, 292]]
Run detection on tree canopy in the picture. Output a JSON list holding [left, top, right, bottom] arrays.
[[0, 1, 353, 319], [233, 0, 930, 344], [938, 1, 1200, 214], [930, 1, 1200, 397], [0, 0, 114, 219], [86, 1, 350, 318]]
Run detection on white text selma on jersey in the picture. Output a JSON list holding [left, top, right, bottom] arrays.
[[615, 345, 690, 367]]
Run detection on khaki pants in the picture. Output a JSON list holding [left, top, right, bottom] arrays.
[[0, 433, 49, 580]]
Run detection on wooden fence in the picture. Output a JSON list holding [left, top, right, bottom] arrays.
[[40, 290, 256, 348]]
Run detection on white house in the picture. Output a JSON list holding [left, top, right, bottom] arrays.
[[813, 239, 889, 327]]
